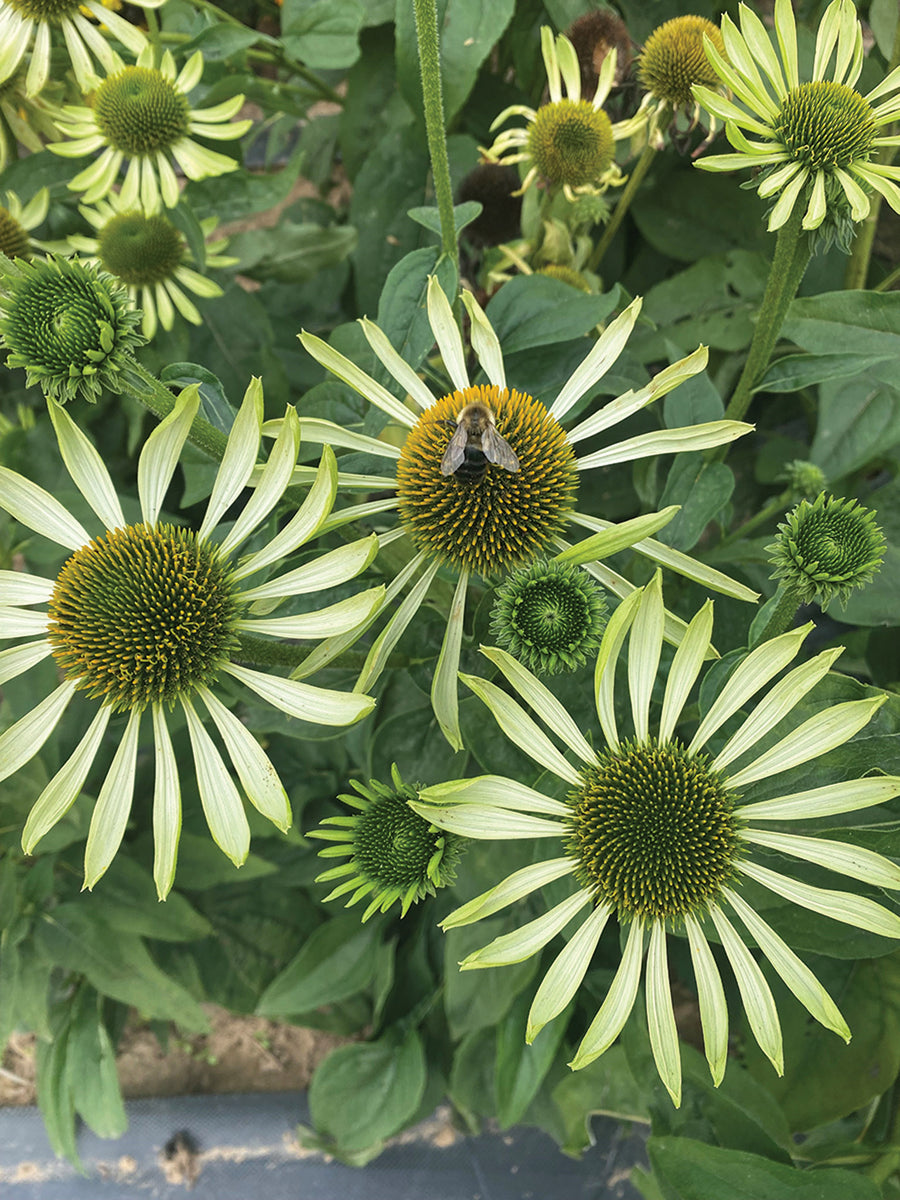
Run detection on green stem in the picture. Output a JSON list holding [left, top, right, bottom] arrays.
[[718, 488, 791, 550], [413, 0, 458, 268], [874, 261, 900, 293], [586, 133, 662, 274], [235, 633, 407, 674], [120, 358, 230, 463], [717, 203, 812, 434], [865, 1094, 900, 1186], [751, 584, 801, 646]]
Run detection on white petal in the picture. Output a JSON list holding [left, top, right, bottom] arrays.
[[684, 913, 728, 1086], [239, 535, 377, 604], [460, 291, 505, 390], [83, 707, 140, 888], [218, 407, 300, 558], [138, 386, 201, 525], [556, 509, 679, 568], [299, 332, 416, 429], [710, 904, 783, 1074], [48, 401, 125, 532], [238, 588, 384, 639], [151, 703, 181, 901], [646, 921, 681, 1106], [576, 422, 752, 472], [286, 416, 400, 459], [460, 890, 591, 969], [441, 858, 574, 928], [198, 377, 263, 541], [739, 859, 900, 939], [527, 902, 613, 1039], [739, 776, 900, 822], [182, 696, 250, 866], [0, 640, 52, 686], [426, 275, 468, 392], [0, 608, 49, 637], [432, 568, 468, 750], [355, 557, 440, 693], [0, 467, 89, 550], [742, 828, 900, 891], [0, 680, 77, 787], [0, 571, 53, 606], [410, 800, 565, 840], [594, 590, 643, 750], [570, 919, 644, 1069], [659, 601, 714, 744], [420, 775, 569, 816], [550, 298, 643, 421], [223, 661, 376, 726], [628, 572, 664, 744], [358, 318, 437, 411]]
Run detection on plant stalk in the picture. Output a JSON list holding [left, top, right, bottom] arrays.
[[751, 584, 800, 646], [120, 358, 230, 463], [413, 0, 459, 268], [587, 127, 664, 273]]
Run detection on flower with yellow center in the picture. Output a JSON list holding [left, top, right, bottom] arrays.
[[0, 0, 161, 97], [484, 27, 643, 200], [412, 575, 899, 1106], [0, 382, 381, 897], [0, 72, 62, 170], [0, 187, 50, 260], [636, 15, 728, 148], [694, 0, 900, 232], [49, 46, 252, 210], [66, 193, 237, 340], [293, 276, 755, 748]]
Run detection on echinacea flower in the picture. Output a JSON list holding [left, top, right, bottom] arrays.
[[0, 0, 161, 97], [694, 0, 900, 232], [295, 276, 755, 746], [636, 15, 727, 148], [50, 47, 252, 210], [411, 574, 899, 1105], [0, 187, 50, 259], [0, 381, 381, 897], [66, 193, 236, 340], [484, 27, 643, 200], [308, 765, 465, 921], [0, 71, 62, 170]]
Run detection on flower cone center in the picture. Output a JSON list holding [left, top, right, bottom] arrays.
[[567, 740, 739, 919], [355, 789, 445, 888], [638, 15, 725, 107], [98, 212, 185, 286], [786, 498, 883, 583], [94, 66, 191, 156], [397, 384, 578, 577], [0, 207, 30, 261], [48, 523, 240, 710], [776, 80, 876, 170], [527, 100, 615, 188], [6, 266, 118, 371], [6, 0, 77, 22]]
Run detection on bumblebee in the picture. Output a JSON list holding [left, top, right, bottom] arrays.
[[440, 402, 520, 482]]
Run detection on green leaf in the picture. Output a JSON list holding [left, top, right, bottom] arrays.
[[757, 352, 895, 394], [0, 853, 18, 929], [229, 221, 358, 283], [76, 857, 212, 943], [281, 0, 364, 68], [444, 920, 540, 1039], [549, 1046, 650, 1156], [784, 290, 900, 359], [485, 274, 620, 355], [375, 246, 458, 373], [309, 1030, 426, 1152], [160, 362, 235, 437], [648, 1136, 881, 1200], [186, 144, 305, 223], [407, 201, 483, 237], [871, 0, 899, 58], [256, 915, 382, 1017], [449, 1028, 497, 1128], [169, 832, 278, 890], [495, 990, 570, 1129], [663, 367, 724, 427], [65, 988, 127, 1139], [811, 372, 900, 481], [657, 454, 735, 552], [181, 24, 269, 59], [35, 1031, 80, 1168]]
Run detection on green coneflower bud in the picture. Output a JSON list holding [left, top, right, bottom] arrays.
[[0, 254, 144, 404], [490, 558, 607, 675], [567, 10, 632, 94], [767, 492, 886, 610], [639, 15, 725, 108], [780, 459, 827, 502], [308, 765, 466, 921], [527, 99, 616, 190], [567, 740, 740, 920]]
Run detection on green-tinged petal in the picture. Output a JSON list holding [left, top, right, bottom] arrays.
[[355, 557, 440, 693], [812, 0, 842, 81], [83, 707, 140, 888], [742, 828, 900, 891], [774, 0, 799, 90], [238, 587, 384, 639], [767, 169, 809, 230], [834, 166, 870, 221], [550, 298, 643, 421], [0, 571, 53, 605], [716, 17, 779, 114], [319, 496, 398, 536], [151, 703, 181, 901], [690, 85, 774, 136], [576, 421, 752, 472], [198, 377, 263, 541], [541, 25, 562, 103], [241, 536, 378, 607], [48, 401, 124, 532], [725, 886, 850, 1040], [441, 858, 573, 928], [461, 673, 582, 785], [726, 696, 886, 790], [527, 902, 613, 1040], [299, 331, 416, 428], [739, 859, 900, 939], [695, 152, 763, 173], [688, 622, 813, 755], [266, 416, 399, 459], [555, 509, 678, 567], [460, 890, 591, 969], [850, 165, 900, 216], [757, 160, 804, 199], [628, 572, 664, 744], [198, 686, 290, 832], [802, 170, 827, 229], [739, 2, 789, 98], [427, 276, 468, 392], [410, 801, 565, 841], [713, 647, 842, 772], [218, 407, 300, 558], [646, 921, 681, 1107], [556, 30, 582, 101], [358, 318, 436, 411], [182, 697, 249, 867], [21, 703, 110, 854], [659, 601, 714, 744], [0, 608, 48, 637], [0, 467, 89, 550], [233, 445, 338, 582], [138, 386, 200, 525], [224, 662, 375, 726], [432, 568, 468, 750], [420, 775, 569, 816], [0, 680, 77, 787], [570, 919, 644, 1069], [0, 640, 52, 686], [684, 913, 728, 1086], [479, 646, 598, 765], [594, 589, 643, 750], [460, 291, 505, 390], [709, 904, 783, 1075], [740, 776, 900, 822]]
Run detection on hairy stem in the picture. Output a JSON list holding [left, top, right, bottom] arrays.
[[120, 359, 230, 462], [587, 131, 662, 273], [413, 0, 459, 267]]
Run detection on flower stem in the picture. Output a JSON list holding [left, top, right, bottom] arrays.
[[750, 584, 800, 646], [413, 0, 458, 268], [120, 358, 230, 463], [587, 131, 662, 274], [236, 633, 401, 674], [718, 488, 791, 550]]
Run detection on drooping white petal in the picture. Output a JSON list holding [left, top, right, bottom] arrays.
[[0, 467, 90, 550], [628, 572, 664, 744], [48, 401, 125, 532], [441, 858, 574, 929], [739, 776, 900, 822], [460, 291, 505, 390], [0, 608, 49, 637], [151, 703, 181, 901], [461, 673, 582, 785], [576, 421, 752, 472], [299, 332, 416, 429], [410, 800, 565, 841], [431, 568, 468, 751], [742, 828, 900, 891], [224, 662, 376, 726], [684, 913, 728, 1086], [646, 921, 681, 1107], [240, 536, 378, 608], [460, 890, 592, 969], [426, 276, 469, 392], [659, 601, 714, 744], [138, 386, 201, 525], [355, 557, 441, 693], [550, 298, 643, 421], [83, 707, 141, 888], [479, 646, 598, 765], [0, 640, 53, 686], [217, 407, 300, 558], [182, 696, 250, 867], [357, 318, 437, 411], [237, 587, 384, 639], [709, 905, 783, 1075], [198, 377, 263, 541], [594, 589, 643, 750], [0, 571, 53, 605], [0, 680, 77, 788], [21, 702, 111, 854], [527, 902, 613, 1040], [739, 858, 900, 939], [420, 775, 569, 816], [570, 919, 644, 1069]]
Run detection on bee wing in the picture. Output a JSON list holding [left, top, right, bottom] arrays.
[[440, 423, 469, 475], [481, 426, 520, 472]]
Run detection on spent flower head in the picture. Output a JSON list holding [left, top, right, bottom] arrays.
[[0, 252, 144, 404], [309, 765, 465, 921], [412, 575, 898, 1105], [50, 47, 252, 210], [694, 0, 900, 236], [767, 492, 886, 609], [566, 10, 632, 95], [0, 382, 381, 896]]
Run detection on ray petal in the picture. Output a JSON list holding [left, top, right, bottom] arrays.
[[198, 377, 263, 540], [527, 901, 613, 1039], [739, 859, 900, 939], [646, 921, 681, 1106], [48, 401, 125, 532], [570, 919, 644, 1069], [151, 703, 181, 901], [460, 890, 592, 969], [709, 904, 783, 1075], [138, 386, 201, 525], [684, 913, 728, 1085], [441, 858, 574, 929], [659, 601, 714, 744]]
